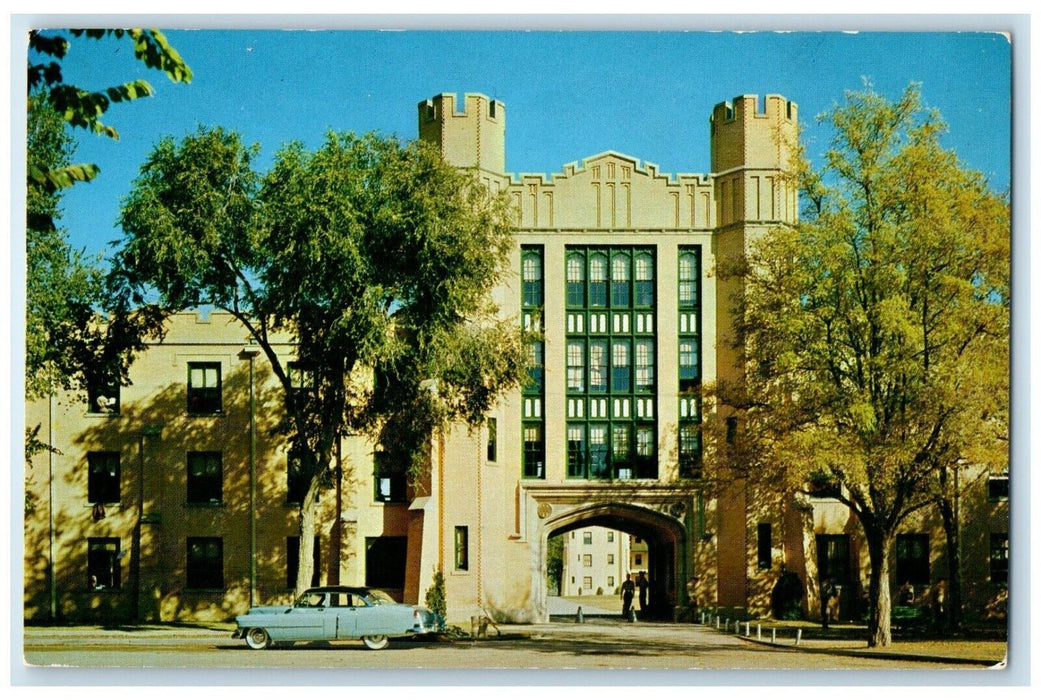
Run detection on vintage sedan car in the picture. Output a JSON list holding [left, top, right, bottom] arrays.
[[233, 586, 444, 650]]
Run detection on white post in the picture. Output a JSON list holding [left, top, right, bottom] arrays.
[[771, 628, 776, 644], [795, 628, 802, 646]]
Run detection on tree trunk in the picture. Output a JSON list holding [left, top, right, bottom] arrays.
[[938, 493, 962, 633], [865, 529, 893, 647], [295, 474, 322, 595]]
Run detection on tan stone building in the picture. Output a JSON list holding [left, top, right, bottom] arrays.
[[24, 92, 1008, 625]]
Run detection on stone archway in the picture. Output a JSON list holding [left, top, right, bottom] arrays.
[[534, 501, 688, 622]]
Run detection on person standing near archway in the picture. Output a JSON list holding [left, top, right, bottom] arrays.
[[636, 571, 649, 618], [621, 574, 635, 620]]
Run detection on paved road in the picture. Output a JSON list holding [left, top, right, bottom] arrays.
[[20, 620, 1001, 678]]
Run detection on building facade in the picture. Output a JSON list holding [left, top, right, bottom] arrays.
[[24, 92, 1009, 625]]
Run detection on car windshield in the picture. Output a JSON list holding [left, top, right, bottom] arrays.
[[364, 589, 395, 606]]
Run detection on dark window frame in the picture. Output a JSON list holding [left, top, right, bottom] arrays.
[[988, 475, 1009, 502], [373, 451, 407, 503], [187, 362, 222, 415], [816, 534, 851, 584], [87, 451, 121, 505], [365, 536, 408, 590], [895, 533, 931, 587], [186, 451, 223, 505], [87, 537, 121, 590], [454, 526, 469, 571], [990, 533, 1009, 584], [757, 523, 772, 571], [487, 417, 497, 462], [86, 380, 120, 414], [522, 423, 545, 479], [186, 537, 224, 590]]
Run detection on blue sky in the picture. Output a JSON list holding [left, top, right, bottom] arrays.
[[35, 29, 1012, 259]]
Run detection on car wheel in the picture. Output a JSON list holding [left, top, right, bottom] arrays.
[[362, 635, 389, 650], [244, 627, 271, 650]]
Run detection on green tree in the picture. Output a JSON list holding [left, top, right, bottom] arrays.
[[115, 128, 526, 593], [708, 84, 1009, 647], [27, 28, 192, 217]]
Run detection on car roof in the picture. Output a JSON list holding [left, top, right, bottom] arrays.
[[302, 586, 379, 596]]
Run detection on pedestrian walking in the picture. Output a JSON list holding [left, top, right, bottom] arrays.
[[621, 573, 635, 620]]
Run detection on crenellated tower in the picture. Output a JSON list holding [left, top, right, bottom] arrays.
[[710, 94, 798, 228], [709, 94, 799, 612], [418, 93, 506, 178]]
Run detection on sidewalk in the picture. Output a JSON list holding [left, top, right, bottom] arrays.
[[695, 617, 1007, 667]]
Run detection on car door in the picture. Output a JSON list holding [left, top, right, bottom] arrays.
[[351, 595, 389, 637], [329, 592, 357, 639], [278, 592, 332, 641]]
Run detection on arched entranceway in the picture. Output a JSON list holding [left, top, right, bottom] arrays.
[[535, 502, 688, 622]]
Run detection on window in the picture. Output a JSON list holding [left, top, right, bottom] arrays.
[[583, 576, 593, 590], [757, 523, 772, 571], [286, 536, 320, 589], [567, 341, 585, 392], [635, 554, 643, 566], [608, 575, 615, 588], [288, 361, 315, 407], [611, 254, 630, 307], [566, 254, 585, 307], [896, 534, 930, 586], [635, 340, 654, 392], [678, 250, 699, 307], [454, 526, 469, 571], [87, 538, 120, 589], [726, 416, 738, 444], [583, 531, 592, 545], [186, 452, 222, 505], [523, 425, 545, 479], [816, 534, 851, 584], [679, 340, 698, 391], [366, 536, 407, 590], [679, 422, 701, 478], [612, 340, 631, 392], [608, 553, 615, 565], [487, 417, 497, 462], [990, 533, 1008, 584], [88, 452, 120, 504], [526, 341, 544, 393], [374, 452, 406, 503], [988, 475, 1009, 501], [634, 254, 654, 307], [87, 380, 120, 414], [589, 341, 608, 393], [187, 362, 222, 414], [583, 554, 592, 567], [186, 537, 223, 589], [286, 449, 307, 505], [566, 245, 656, 482], [589, 425, 609, 478], [588, 254, 608, 307], [607, 531, 615, 543], [522, 247, 543, 308], [612, 424, 631, 468], [567, 424, 587, 478]]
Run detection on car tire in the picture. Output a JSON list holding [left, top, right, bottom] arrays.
[[362, 635, 389, 650], [244, 627, 272, 650]]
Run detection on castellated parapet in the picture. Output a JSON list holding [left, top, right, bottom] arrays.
[[710, 94, 798, 174], [419, 92, 506, 175]]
